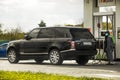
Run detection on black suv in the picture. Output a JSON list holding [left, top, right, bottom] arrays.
[[7, 27, 97, 65]]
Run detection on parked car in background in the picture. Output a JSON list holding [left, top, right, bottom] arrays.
[[0, 43, 8, 57], [7, 27, 97, 65]]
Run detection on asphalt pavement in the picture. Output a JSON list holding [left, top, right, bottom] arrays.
[[0, 58, 120, 80]]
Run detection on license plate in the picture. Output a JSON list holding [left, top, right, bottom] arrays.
[[83, 42, 92, 45]]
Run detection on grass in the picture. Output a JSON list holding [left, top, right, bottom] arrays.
[[0, 70, 108, 80]]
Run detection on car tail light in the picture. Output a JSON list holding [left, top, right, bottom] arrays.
[[87, 28, 91, 32], [70, 41, 75, 49]]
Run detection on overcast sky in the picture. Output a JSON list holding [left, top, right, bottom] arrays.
[[0, 0, 83, 32]]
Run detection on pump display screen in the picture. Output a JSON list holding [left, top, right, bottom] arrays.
[[98, 0, 116, 7], [101, 32, 106, 36]]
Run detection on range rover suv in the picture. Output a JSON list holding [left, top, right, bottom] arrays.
[[7, 27, 97, 65]]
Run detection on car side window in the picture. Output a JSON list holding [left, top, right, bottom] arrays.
[[38, 28, 55, 38], [54, 28, 70, 38], [29, 29, 40, 38]]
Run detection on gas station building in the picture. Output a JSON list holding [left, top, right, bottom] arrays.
[[84, 0, 120, 59]]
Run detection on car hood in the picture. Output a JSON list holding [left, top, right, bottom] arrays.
[[9, 39, 25, 44]]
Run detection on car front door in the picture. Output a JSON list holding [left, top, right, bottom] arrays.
[[22, 28, 40, 54], [21, 28, 56, 55]]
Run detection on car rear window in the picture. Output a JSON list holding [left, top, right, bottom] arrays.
[[70, 28, 94, 40]]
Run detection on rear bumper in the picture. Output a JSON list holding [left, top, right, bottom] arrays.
[[60, 49, 97, 59]]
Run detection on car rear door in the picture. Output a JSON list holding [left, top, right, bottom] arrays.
[[36, 28, 56, 54]]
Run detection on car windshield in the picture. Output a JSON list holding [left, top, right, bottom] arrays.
[[70, 28, 94, 40]]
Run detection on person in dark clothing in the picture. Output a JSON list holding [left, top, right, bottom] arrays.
[[104, 31, 114, 65]]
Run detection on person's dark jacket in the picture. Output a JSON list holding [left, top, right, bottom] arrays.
[[106, 36, 114, 52]]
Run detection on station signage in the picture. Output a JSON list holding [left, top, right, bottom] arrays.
[[98, 0, 116, 7]]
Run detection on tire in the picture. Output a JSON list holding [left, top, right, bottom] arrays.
[[7, 48, 19, 63], [49, 49, 63, 65], [76, 56, 90, 65], [34, 58, 44, 64]]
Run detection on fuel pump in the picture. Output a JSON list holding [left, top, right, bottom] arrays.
[[93, 12, 116, 60]]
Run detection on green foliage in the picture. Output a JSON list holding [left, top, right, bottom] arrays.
[[102, 22, 112, 30], [95, 52, 107, 60], [0, 71, 108, 80], [64, 23, 83, 28], [38, 20, 46, 27], [0, 32, 24, 40], [0, 27, 24, 40], [0, 24, 2, 35]]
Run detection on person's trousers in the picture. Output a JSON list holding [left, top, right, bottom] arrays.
[[106, 50, 113, 63]]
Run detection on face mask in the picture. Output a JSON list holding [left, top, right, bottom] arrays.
[[105, 33, 108, 36]]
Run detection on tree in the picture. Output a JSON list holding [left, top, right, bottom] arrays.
[[64, 23, 84, 28], [38, 20, 46, 27], [102, 22, 112, 30], [64, 24, 74, 27], [0, 26, 24, 40]]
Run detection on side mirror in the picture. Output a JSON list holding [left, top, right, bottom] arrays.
[[24, 35, 32, 40]]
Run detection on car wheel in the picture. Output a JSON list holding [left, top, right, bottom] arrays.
[[76, 56, 90, 65], [49, 49, 63, 65], [7, 48, 19, 63], [34, 58, 44, 64]]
